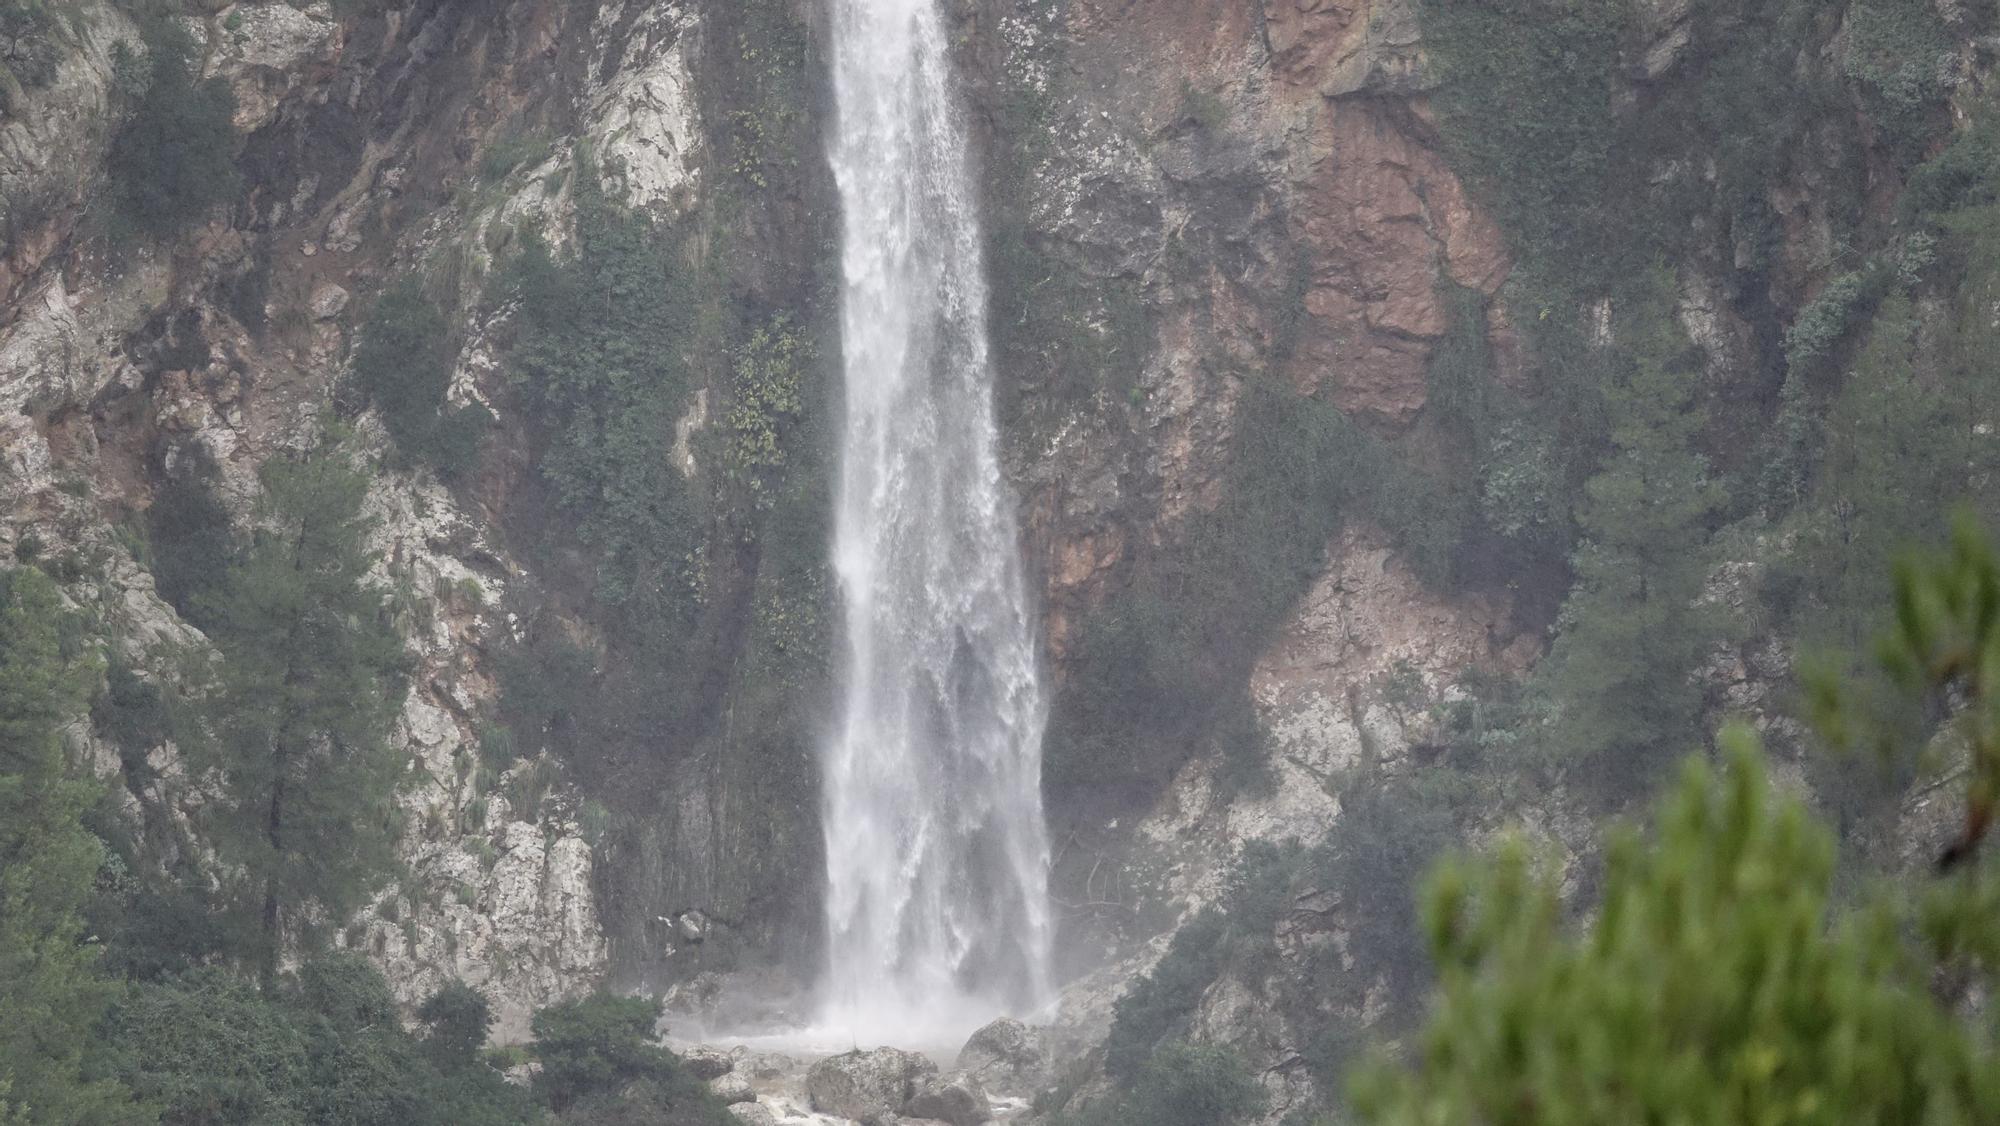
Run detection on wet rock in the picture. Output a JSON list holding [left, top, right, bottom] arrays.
[[904, 1072, 991, 1126], [741, 1051, 799, 1081], [726, 1105, 779, 1126], [710, 1071, 755, 1105], [682, 1045, 735, 1080], [957, 1017, 1046, 1092], [805, 1047, 938, 1124], [676, 909, 708, 943]]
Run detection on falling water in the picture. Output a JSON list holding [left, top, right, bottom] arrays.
[[820, 0, 1054, 1043]]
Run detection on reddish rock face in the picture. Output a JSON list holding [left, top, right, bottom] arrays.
[[1003, 0, 1517, 634], [1285, 99, 1511, 419]]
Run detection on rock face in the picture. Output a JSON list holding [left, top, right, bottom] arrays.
[[0, 0, 724, 1039], [804, 1047, 940, 1124], [709, 1071, 755, 1105], [3, 0, 1928, 1108], [903, 1073, 991, 1126], [957, 1017, 1047, 1094]]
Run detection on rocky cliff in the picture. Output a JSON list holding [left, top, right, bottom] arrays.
[[4, 0, 1992, 1116]]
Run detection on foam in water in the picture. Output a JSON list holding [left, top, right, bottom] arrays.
[[819, 0, 1054, 1046]]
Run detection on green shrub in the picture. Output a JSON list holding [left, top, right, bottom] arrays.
[[1059, 1043, 1266, 1126], [108, 970, 315, 1124], [106, 961, 539, 1126], [1355, 729, 2000, 1124], [726, 316, 814, 496], [1419, 0, 1625, 284], [504, 177, 704, 622], [529, 992, 725, 1123], [478, 131, 553, 183], [495, 632, 596, 749], [1843, 0, 1957, 156], [294, 954, 399, 1033], [1046, 380, 1366, 798], [1783, 267, 1885, 373], [351, 276, 489, 478], [147, 472, 233, 628], [1103, 844, 1294, 1081], [417, 980, 493, 1066], [108, 19, 240, 238], [0, 0, 64, 88]]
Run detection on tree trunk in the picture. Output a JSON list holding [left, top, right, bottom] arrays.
[[260, 770, 284, 986]]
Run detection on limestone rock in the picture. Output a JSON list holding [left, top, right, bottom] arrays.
[[904, 1072, 991, 1126], [682, 1045, 736, 1081], [740, 1051, 798, 1081], [957, 1017, 1046, 1093], [208, 1, 340, 132], [587, 0, 700, 215], [309, 283, 350, 321], [805, 1047, 939, 1124], [710, 1071, 755, 1105], [726, 1104, 779, 1126]]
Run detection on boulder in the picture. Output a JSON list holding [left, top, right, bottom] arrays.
[[309, 283, 349, 321], [904, 1072, 991, 1126], [957, 1017, 1046, 1091], [741, 1051, 798, 1081], [726, 1103, 779, 1126], [682, 1045, 734, 1081], [709, 1071, 755, 1105], [805, 1047, 939, 1124]]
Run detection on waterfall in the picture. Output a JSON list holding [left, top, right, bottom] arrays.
[[820, 0, 1054, 1042]]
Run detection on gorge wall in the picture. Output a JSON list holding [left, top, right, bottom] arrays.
[[4, 0, 1995, 1116]]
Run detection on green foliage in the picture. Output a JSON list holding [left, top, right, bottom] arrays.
[[1533, 288, 1726, 782], [147, 473, 233, 629], [1783, 268, 1884, 374], [479, 132, 553, 184], [0, 0, 64, 89], [106, 960, 538, 1126], [351, 277, 490, 478], [494, 633, 595, 753], [1843, 0, 1958, 156], [1354, 727, 2000, 1124], [1783, 295, 1958, 657], [1304, 767, 1471, 1002], [725, 316, 814, 498], [505, 178, 703, 622], [1102, 911, 1227, 1082], [988, 221, 1151, 444], [1102, 845, 1294, 1082], [1813, 518, 2000, 865], [1418, 0, 1626, 287], [530, 993, 661, 1110], [107, 19, 240, 238], [108, 970, 312, 1125], [1057, 1043, 1266, 1126], [529, 993, 726, 1124], [1046, 381, 1363, 796], [1903, 107, 2000, 217], [199, 431, 407, 975], [1477, 420, 1560, 544], [0, 567, 149, 1124], [717, 2, 810, 190]]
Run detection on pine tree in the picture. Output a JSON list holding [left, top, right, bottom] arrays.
[[200, 432, 406, 978], [1537, 289, 1725, 779], [0, 567, 147, 1124], [1795, 294, 1955, 654], [1356, 725, 2000, 1125]]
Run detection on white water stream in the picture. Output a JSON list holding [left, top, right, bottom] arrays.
[[818, 0, 1054, 1045]]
